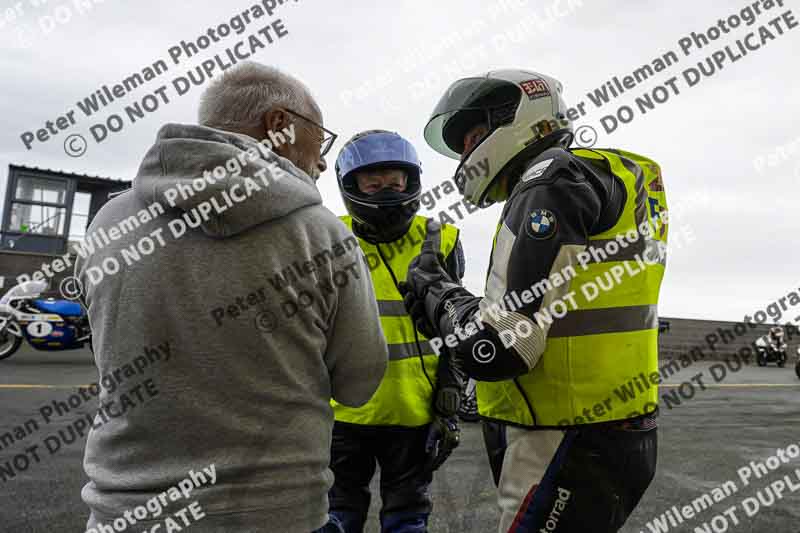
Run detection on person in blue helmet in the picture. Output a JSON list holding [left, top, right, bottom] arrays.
[[329, 130, 466, 532]]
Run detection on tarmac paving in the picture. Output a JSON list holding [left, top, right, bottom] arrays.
[[1, 345, 798, 532]]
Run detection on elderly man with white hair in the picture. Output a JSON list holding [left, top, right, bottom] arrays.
[[76, 61, 388, 533]]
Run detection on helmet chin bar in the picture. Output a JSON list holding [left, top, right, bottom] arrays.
[[343, 183, 422, 244], [472, 127, 574, 208], [351, 202, 419, 243]]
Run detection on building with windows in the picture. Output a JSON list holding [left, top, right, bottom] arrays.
[[0, 164, 129, 296]]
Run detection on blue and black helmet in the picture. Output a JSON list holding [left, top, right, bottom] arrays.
[[335, 130, 422, 242]]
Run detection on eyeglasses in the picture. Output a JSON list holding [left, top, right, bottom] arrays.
[[281, 108, 338, 157]]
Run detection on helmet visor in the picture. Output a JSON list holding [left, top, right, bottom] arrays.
[[424, 77, 521, 159]]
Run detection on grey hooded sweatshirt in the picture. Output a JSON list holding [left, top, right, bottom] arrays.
[[76, 124, 387, 532]]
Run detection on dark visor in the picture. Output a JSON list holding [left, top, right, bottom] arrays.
[[424, 77, 521, 159]]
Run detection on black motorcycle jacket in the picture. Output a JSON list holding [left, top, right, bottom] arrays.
[[434, 146, 627, 381]]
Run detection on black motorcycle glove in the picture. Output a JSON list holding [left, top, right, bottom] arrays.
[[398, 220, 465, 339], [423, 415, 460, 474], [433, 384, 462, 418]]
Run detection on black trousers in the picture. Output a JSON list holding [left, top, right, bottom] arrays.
[[328, 421, 434, 533], [486, 418, 657, 532]]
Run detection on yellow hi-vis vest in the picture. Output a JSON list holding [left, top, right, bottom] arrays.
[[477, 149, 668, 428], [332, 215, 460, 426]]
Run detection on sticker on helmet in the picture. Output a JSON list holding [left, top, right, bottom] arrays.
[[520, 79, 551, 101], [521, 158, 554, 182], [526, 209, 557, 239]]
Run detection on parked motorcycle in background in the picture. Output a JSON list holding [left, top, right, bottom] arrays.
[[0, 280, 91, 360], [754, 326, 787, 367]]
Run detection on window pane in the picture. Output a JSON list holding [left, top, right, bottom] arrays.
[[14, 176, 67, 205], [68, 213, 89, 241], [72, 191, 91, 215], [68, 192, 92, 242], [9, 202, 66, 236]]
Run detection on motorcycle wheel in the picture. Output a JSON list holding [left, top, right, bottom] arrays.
[[777, 354, 786, 367], [795, 361, 800, 380], [756, 353, 767, 367], [0, 331, 22, 361]]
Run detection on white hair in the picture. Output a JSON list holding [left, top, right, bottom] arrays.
[[198, 61, 318, 133]]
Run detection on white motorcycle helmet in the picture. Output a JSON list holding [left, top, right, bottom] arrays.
[[424, 69, 573, 207]]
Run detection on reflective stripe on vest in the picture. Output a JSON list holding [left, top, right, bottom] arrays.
[[387, 340, 434, 360], [377, 300, 409, 316], [548, 304, 658, 337], [331, 215, 459, 426], [477, 149, 668, 428]]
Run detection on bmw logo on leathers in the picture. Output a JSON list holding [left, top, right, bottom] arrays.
[[526, 209, 557, 239]]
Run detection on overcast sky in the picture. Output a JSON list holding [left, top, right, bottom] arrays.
[[1, 0, 798, 322]]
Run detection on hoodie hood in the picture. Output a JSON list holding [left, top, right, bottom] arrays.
[[133, 123, 321, 238]]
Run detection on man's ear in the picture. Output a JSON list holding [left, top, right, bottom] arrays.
[[263, 108, 291, 138], [263, 109, 293, 155]]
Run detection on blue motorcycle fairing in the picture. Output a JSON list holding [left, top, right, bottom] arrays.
[[32, 299, 84, 317], [23, 324, 80, 350]]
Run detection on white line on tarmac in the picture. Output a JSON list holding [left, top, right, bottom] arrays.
[[0, 384, 90, 389]]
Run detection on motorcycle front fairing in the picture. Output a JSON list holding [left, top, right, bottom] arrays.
[[18, 299, 88, 351]]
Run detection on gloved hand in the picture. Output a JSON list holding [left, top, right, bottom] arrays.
[[434, 385, 462, 418], [398, 220, 459, 339], [423, 416, 460, 474]]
